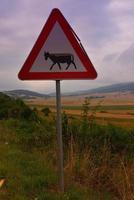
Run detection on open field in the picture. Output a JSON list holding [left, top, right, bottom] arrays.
[[1, 92, 134, 199], [26, 92, 134, 128]]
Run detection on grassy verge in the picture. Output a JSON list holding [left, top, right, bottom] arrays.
[[0, 119, 116, 200], [0, 95, 134, 199]]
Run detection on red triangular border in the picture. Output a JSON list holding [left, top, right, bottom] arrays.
[[18, 8, 97, 80]]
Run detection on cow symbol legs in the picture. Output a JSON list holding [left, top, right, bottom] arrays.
[[72, 61, 77, 69], [66, 61, 77, 70], [57, 62, 61, 70], [50, 62, 61, 70], [66, 63, 70, 70], [50, 63, 56, 70]]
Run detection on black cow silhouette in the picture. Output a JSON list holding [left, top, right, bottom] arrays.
[[44, 52, 77, 70]]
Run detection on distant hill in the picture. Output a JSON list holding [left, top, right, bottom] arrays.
[[2, 82, 134, 99], [64, 82, 134, 96], [3, 90, 49, 99]]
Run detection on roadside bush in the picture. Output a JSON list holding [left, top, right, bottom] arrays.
[[8, 119, 55, 150], [0, 107, 8, 119], [0, 93, 38, 121], [41, 107, 51, 116], [61, 98, 134, 163]]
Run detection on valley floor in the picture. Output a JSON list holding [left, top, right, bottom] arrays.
[[26, 93, 134, 128]]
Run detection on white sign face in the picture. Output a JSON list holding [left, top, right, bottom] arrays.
[[30, 22, 87, 73]]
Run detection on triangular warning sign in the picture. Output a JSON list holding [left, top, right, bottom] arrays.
[[18, 8, 97, 80]]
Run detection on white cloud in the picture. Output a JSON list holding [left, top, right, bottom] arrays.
[[101, 43, 134, 83], [108, 0, 134, 12], [107, 0, 134, 48]]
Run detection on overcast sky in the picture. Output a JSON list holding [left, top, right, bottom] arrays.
[[0, 0, 134, 93]]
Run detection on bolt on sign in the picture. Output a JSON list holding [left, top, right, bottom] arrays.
[[18, 8, 97, 80]]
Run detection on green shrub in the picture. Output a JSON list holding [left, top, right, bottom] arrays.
[[42, 107, 51, 116], [61, 108, 134, 162], [0, 93, 38, 121]]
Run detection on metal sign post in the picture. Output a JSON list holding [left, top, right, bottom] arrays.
[[56, 80, 64, 192]]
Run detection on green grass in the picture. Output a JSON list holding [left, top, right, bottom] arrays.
[[0, 95, 134, 199], [0, 132, 57, 199], [96, 116, 134, 123], [96, 105, 134, 111], [62, 105, 134, 111], [0, 139, 113, 200], [30, 104, 134, 111], [0, 118, 119, 200]]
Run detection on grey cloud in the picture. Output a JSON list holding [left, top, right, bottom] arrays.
[[102, 53, 118, 63], [0, 0, 19, 17], [117, 44, 134, 68], [0, 0, 134, 92], [62, 0, 119, 47], [101, 43, 134, 83]]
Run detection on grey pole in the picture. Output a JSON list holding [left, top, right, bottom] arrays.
[[56, 80, 64, 192]]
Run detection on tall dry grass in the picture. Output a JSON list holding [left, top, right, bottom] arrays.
[[62, 98, 134, 199], [64, 139, 134, 200]]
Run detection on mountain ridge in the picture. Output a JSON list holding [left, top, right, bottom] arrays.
[[3, 89, 49, 99], [64, 82, 134, 96], [2, 82, 134, 98]]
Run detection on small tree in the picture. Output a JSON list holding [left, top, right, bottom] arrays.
[[41, 107, 51, 116], [81, 97, 90, 131]]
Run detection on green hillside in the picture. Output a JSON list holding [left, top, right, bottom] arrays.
[[2, 82, 134, 99], [63, 82, 134, 96], [0, 94, 134, 199], [3, 90, 49, 99]]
